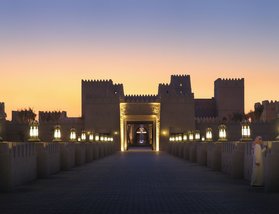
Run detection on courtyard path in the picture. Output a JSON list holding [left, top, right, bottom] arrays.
[[1, 149, 279, 214]]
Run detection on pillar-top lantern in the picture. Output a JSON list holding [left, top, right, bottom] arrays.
[[89, 132, 94, 142], [218, 124, 227, 142], [28, 120, 40, 142], [69, 128, 77, 142], [188, 131, 194, 142], [81, 130, 87, 142], [183, 133, 188, 142], [194, 130, 201, 141], [53, 125, 62, 142], [241, 120, 252, 141], [205, 128, 213, 142]]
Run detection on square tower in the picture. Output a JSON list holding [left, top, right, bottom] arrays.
[[214, 78, 244, 120]]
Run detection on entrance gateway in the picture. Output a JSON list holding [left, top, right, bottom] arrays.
[[120, 97, 160, 151]]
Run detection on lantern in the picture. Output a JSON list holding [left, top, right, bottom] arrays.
[[205, 128, 213, 142], [218, 124, 227, 142], [28, 121, 40, 142], [70, 128, 77, 142], [81, 131, 87, 142], [194, 130, 200, 141], [188, 131, 194, 141], [241, 120, 252, 141], [53, 125, 62, 142]]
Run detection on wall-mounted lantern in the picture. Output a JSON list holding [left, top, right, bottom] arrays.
[[205, 128, 213, 142], [28, 121, 40, 142], [70, 128, 77, 142], [53, 125, 62, 142], [218, 124, 227, 142]]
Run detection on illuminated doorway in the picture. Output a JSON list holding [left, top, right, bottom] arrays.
[[127, 122, 153, 149]]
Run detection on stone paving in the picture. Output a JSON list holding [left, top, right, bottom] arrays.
[[1, 149, 279, 214]]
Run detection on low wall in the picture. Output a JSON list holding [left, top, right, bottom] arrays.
[[60, 142, 76, 170], [221, 142, 245, 179], [189, 142, 197, 162], [196, 143, 207, 166], [207, 142, 222, 171], [264, 141, 279, 192], [0, 142, 37, 192], [36, 142, 60, 178], [168, 140, 279, 192], [0, 141, 116, 192], [75, 143, 86, 166], [244, 141, 253, 181]]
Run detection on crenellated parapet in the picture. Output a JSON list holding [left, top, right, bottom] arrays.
[[158, 74, 193, 97], [214, 78, 244, 87], [82, 79, 124, 98], [195, 117, 218, 123], [39, 111, 67, 122], [124, 95, 160, 103]]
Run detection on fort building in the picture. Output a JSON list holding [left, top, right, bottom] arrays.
[[2, 75, 246, 150]]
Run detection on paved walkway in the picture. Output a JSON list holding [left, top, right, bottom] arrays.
[[1, 150, 279, 214]]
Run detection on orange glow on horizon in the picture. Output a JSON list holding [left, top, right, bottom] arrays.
[[0, 50, 278, 120]]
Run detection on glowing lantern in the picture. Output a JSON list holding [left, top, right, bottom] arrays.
[[178, 134, 182, 142], [218, 124, 227, 142], [28, 121, 40, 142], [53, 125, 62, 142], [205, 128, 213, 142], [188, 131, 194, 141], [241, 120, 252, 141], [81, 131, 86, 142], [89, 132, 94, 142], [70, 128, 77, 142], [95, 134, 100, 141], [194, 130, 200, 141], [183, 134, 188, 142]]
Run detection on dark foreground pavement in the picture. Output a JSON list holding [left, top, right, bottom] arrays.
[[1, 149, 279, 214]]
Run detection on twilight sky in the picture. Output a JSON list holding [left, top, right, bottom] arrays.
[[0, 0, 278, 119]]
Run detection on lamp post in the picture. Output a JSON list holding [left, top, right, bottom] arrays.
[[218, 124, 227, 142], [241, 120, 252, 141], [53, 125, 62, 142], [69, 128, 77, 142], [28, 120, 40, 142], [205, 128, 213, 142]]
